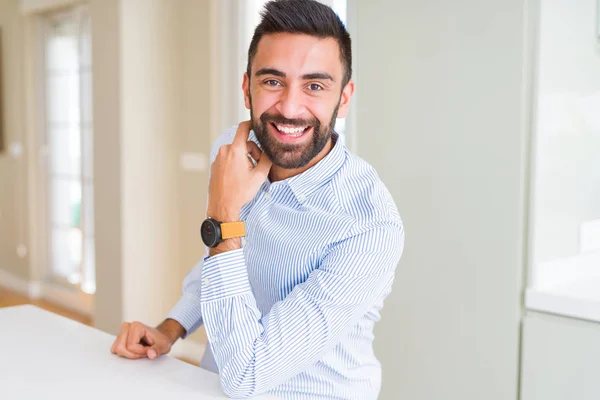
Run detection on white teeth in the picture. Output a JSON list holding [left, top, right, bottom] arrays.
[[275, 124, 307, 135]]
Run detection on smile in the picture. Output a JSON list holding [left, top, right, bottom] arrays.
[[271, 122, 311, 137]]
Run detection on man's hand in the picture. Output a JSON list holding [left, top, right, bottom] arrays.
[[207, 121, 272, 222], [110, 319, 185, 360]]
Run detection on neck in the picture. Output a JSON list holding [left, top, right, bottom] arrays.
[[269, 136, 334, 182]]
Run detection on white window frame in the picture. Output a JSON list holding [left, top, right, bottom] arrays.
[[22, 1, 94, 316]]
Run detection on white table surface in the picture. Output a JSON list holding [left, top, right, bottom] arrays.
[[0, 305, 274, 399]]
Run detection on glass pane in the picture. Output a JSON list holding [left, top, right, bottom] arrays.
[[81, 236, 96, 294], [82, 128, 93, 179], [82, 183, 94, 233], [46, 23, 77, 71], [44, 6, 95, 296], [47, 74, 80, 125], [49, 126, 81, 177], [79, 14, 92, 68], [50, 178, 82, 228], [531, 0, 600, 266], [331, 0, 347, 24], [81, 71, 93, 125], [335, 118, 346, 136], [50, 227, 81, 281]]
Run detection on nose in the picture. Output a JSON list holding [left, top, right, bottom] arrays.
[[275, 85, 306, 120]]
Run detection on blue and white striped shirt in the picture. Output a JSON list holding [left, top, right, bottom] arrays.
[[168, 127, 404, 399]]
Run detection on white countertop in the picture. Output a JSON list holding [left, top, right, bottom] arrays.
[[0, 305, 274, 399], [526, 251, 600, 323]]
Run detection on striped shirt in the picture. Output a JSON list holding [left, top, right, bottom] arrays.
[[168, 127, 404, 399]]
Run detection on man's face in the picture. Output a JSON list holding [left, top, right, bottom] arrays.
[[243, 33, 354, 169]]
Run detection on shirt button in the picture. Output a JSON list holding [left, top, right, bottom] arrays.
[[297, 194, 305, 202], [264, 192, 272, 200], [202, 278, 210, 286]]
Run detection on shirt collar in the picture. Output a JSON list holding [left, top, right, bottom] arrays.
[[249, 131, 346, 204], [289, 133, 348, 204]]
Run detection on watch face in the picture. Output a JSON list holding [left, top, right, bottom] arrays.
[[201, 219, 220, 247]]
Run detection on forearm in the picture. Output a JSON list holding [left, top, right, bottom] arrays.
[[157, 318, 187, 345], [166, 257, 208, 337], [209, 238, 242, 257], [202, 288, 332, 397], [201, 223, 404, 397]]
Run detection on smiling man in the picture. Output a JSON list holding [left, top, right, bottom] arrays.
[[110, 1, 404, 399]]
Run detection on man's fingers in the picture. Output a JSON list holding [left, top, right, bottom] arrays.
[[246, 141, 262, 166], [113, 323, 145, 359], [147, 347, 158, 360], [232, 121, 252, 149], [126, 322, 150, 355], [111, 328, 123, 353], [116, 322, 130, 352], [110, 323, 128, 354], [117, 348, 145, 359], [141, 334, 154, 347], [126, 343, 148, 355], [130, 332, 155, 354], [253, 151, 272, 178]]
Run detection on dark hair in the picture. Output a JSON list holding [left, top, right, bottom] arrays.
[[247, 0, 352, 88]]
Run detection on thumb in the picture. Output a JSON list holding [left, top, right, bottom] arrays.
[[147, 339, 171, 359], [253, 152, 272, 178], [147, 347, 159, 359]]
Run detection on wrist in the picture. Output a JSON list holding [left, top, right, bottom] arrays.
[[157, 318, 186, 345], [209, 237, 242, 257], [206, 207, 240, 222]]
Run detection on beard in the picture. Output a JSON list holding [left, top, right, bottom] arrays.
[[250, 95, 340, 169]]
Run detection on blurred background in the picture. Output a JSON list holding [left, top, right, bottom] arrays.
[[0, 0, 599, 399]]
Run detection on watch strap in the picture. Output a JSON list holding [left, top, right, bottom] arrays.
[[220, 221, 246, 240]]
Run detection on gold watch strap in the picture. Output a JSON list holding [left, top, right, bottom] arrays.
[[220, 221, 246, 240]]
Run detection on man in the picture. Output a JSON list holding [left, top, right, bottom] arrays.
[[110, 0, 404, 398]]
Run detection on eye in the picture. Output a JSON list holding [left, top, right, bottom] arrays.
[[308, 83, 324, 91], [264, 79, 281, 87]]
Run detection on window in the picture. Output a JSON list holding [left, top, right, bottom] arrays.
[[42, 5, 95, 297], [525, 0, 600, 322]]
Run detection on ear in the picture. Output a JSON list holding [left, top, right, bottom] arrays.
[[335, 80, 355, 119], [242, 73, 251, 110]]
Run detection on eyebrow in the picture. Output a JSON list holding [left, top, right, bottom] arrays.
[[255, 68, 335, 82], [255, 68, 286, 78], [301, 72, 335, 82]]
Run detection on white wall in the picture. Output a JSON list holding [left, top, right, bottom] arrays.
[[353, 0, 528, 398], [93, 0, 211, 342], [530, 0, 600, 265], [0, 0, 29, 280], [91, 0, 123, 332], [119, 0, 181, 325]]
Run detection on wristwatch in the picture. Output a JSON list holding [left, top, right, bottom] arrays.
[[200, 218, 246, 248]]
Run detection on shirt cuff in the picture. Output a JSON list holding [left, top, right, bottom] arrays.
[[201, 248, 252, 302], [166, 292, 204, 337]]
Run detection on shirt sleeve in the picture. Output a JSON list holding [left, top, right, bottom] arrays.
[[166, 258, 206, 336], [200, 221, 404, 398]]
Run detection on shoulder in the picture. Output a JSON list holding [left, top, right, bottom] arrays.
[[332, 150, 404, 237], [321, 150, 405, 274], [209, 126, 237, 162]]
